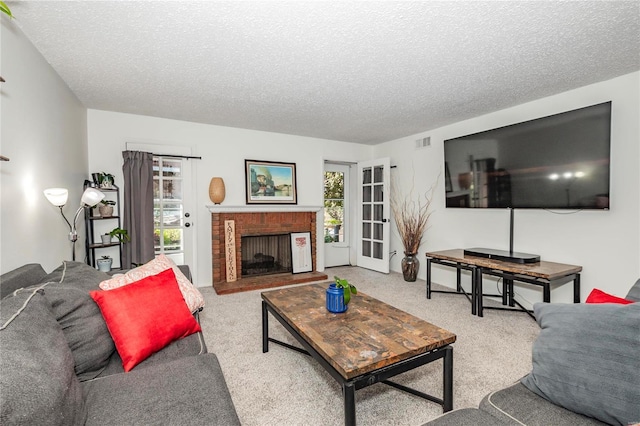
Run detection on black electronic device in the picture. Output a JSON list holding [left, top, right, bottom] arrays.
[[463, 247, 540, 264], [444, 101, 612, 210]]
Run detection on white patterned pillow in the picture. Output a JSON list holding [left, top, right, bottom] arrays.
[[99, 254, 204, 312]]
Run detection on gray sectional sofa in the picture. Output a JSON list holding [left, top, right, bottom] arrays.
[[0, 261, 240, 425], [426, 279, 640, 426]]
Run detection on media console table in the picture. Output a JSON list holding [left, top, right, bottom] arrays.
[[425, 249, 582, 318]]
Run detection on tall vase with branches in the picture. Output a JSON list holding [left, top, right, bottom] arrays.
[[391, 178, 436, 281]]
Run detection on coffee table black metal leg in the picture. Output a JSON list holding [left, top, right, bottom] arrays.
[[470, 266, 477, 316], [476, 268, 484, 317], [456, 267, 462, 292], [574, 274, 581, 303], [443, 346, 454, 412], [426, 257, 432, 299], [262, 301, 269, 353], [344, 383, 356, 426]]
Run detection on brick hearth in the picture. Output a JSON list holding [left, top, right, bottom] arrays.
[[211, 210, 327, 294]]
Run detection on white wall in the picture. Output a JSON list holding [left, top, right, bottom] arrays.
[[1, 19, 88, 274], [87, 110, 371, 286], [375, 72, 640, 307]]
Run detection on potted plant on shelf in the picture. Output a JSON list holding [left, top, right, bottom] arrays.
[[97, 255, 112, 272], [98, 200, 115, 217], [326, 276, 357, 313], [108, 227, 130, 244], [391, 179, 436, 282], [99, 172, 115, 189]]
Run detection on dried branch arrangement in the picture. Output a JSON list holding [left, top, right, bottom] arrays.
[[391, 178, 437, 255]]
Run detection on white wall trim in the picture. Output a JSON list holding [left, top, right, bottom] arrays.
[[206, 205, 323, 213]]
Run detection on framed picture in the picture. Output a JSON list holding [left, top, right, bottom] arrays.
[[245, 159, 297, 204], [290, 232, 312, 274]]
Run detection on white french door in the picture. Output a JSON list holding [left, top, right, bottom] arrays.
[[152, 156, 195, 270], [356, 158, 390, 273]]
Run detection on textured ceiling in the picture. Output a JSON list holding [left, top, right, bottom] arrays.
[[7, 1, 640, 145]]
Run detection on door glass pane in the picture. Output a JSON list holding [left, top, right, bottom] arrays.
[[373, 242, 383, 259], [161, 203, 183, 226], [162, 160, 182, 177], [363, 186, 372, 203], [374, 223, 383, 240], [362, 240, 371, 257], [362, 205, 371, 220], [162, 180, 182, 200], [374, 184, 384, 202], [374, 166, 384, 183], [154, 228, 183, 252], [362, 223, 371, 239], [374, 204, 383, 221], [362, 168, 372, 184]]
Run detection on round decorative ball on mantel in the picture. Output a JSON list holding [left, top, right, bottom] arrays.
[[209, 177, 226, 204]]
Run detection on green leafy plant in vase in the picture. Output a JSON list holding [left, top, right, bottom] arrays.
[[334, 276, 357, 305], [326, 276, 357, 313]]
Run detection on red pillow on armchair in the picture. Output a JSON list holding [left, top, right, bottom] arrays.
[[90, 268, 202, 372], [585, 288, 634, 305]]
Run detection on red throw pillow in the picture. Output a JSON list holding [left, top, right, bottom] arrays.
[[90, 268, 202, 372], [585, 288, 634, 305]]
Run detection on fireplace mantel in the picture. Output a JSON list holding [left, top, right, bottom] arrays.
[[207, 205, 323, 213]]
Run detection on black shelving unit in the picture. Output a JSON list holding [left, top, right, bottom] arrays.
[[84, 180, 123, 270]]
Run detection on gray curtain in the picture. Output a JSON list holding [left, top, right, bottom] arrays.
[[122, 151, 155, 268]]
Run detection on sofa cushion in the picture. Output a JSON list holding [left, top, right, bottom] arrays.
[[44, 261, 111, 292], [90, 268, 202, 372], [479, 382, 605, 425], [521, 302, 640, 425], [97, 329, 207, 377], [83, 354, 240, 425], [0, 289, 87, 424], [585, 288, 634, 304], [40, 284, 116, 381], [99, 254, 204, 312]]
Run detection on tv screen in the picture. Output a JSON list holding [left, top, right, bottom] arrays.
[[444, 102, 611, 210]]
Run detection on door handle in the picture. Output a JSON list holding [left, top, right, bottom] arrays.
[[381, 218, 388, 223]]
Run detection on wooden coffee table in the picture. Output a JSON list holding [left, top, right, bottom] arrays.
[[261, 284, 456, 425]]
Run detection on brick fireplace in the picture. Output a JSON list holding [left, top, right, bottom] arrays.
[[210, 208, 327, 294]]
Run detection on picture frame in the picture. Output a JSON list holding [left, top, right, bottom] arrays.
[[245, 159, 297, 204], [290, 232, 312, 274]]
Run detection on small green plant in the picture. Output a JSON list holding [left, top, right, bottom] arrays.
[[334, 276, 357, 305], [108, 227, 130, 243], [100, 200, 116, 206], [1, 2, 13, 19], [101, 255, 111, 260], [99, 172, 115, 187]]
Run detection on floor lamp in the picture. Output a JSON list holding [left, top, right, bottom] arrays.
[[44, 187, 105, 261]]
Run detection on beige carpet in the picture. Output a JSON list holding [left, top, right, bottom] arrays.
[[198, 266, 540, 426]]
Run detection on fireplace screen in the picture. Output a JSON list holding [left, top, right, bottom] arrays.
[[241, 234, 292, 277]]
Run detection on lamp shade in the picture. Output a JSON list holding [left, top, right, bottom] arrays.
[[44, 188, 69, 206], [208, 177, 225, 204], [81, 187, 105, 207]]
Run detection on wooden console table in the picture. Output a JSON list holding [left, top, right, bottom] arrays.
[[425, 249, 582, 318]]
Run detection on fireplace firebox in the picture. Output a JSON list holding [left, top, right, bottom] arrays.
[[241, 234, 292, 276]]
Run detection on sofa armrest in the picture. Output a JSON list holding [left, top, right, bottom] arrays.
[[0, 263, 48, 299], [625, 278, 640, 301]]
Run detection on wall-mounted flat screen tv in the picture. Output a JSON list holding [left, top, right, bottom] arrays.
[[444, 101, 611, 210]]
